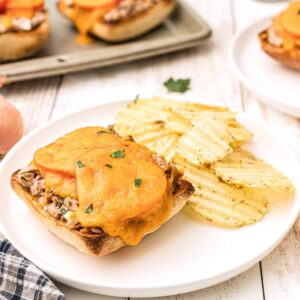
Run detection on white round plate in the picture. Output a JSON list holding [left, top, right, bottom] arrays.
[[0, 100, 299, 298], [229, 17, 300, 117]]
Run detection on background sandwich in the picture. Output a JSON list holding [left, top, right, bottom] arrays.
[[57, 0, 177, 44], [0, 0, 49, 63], [259, 1, 300, 71]]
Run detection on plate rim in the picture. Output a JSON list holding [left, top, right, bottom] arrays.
[[0, 99, 300, 297], [228, 16, 300, 117]]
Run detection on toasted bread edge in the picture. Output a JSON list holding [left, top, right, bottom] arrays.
[[0, 14, 49, 63], [259, 30, 300, 71], [57, 0, 176, 42], [11, 171, 194, 256]]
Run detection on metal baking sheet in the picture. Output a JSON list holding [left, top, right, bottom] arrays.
[[0, 0, 211, 84]]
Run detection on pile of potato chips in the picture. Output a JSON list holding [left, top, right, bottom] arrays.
[[115, 97, 294, 227]]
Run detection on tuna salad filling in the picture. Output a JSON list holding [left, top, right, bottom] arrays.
[[103, 0, 159, 23], [15, 156, 179, 235], [0, 11, 46, 34], [264, 27, 300, 51], [15, 166, 103, 235], [267, 28, 283, 47], [63, 0, 160, 24]]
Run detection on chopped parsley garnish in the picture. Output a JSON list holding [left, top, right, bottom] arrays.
[[134, 178, 143, 187], [163, 77, 191, 93], [97, 130, 109, 135], [111, 150, 125, 158], [105, 163, 113, 169], [85, 204, 93, 214], [133, 94, 139, 103], [77, 160, 84, 168], [60, 208, 67, 215]]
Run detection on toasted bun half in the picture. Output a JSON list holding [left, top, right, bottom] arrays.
[[0, 14, 49, 63], [259, 30, 300, 71], [11, 171, 194, 256], [57, 0, 176, 42]]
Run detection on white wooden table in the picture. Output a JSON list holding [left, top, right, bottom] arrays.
[[2, 0, 300, 299]]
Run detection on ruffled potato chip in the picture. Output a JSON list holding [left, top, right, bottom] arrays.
[[211, 149, 294, 191], [174, 157, 268, 227], [175, 112, 252, 165]]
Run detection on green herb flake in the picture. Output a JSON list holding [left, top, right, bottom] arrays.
[[134, 178, 143, 187], [97, 130, 109, 135], [298, 9, 300, 15], [163, 77, 191, 93], [60, 208, 67, 215], [85, 204, 93, 214], [111, 150, 125, 158], [105, 163, 113, 169], [77, 160, 84, 168], [133, 94, 139, 103]]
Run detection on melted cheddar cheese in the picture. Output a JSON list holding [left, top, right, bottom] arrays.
[[59, 0, 119, 45], [75, 147, 172, 245], [281, 1, 300, 37], [271, 2, 300, 57], [33, 127, 174, 245], [34, 127, 125, 177], [71, 7, 106, 44]]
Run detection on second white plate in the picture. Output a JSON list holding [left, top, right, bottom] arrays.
[[0, 100, 299, 298], [229, 17, 300, 117]]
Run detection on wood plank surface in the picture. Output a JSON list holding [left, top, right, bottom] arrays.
[[49, 0, 264, 299], [2, 77, 61, 132], [1, 0, 299, 299], [232, 1, 300, 300]]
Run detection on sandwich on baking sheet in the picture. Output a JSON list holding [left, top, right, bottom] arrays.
[[11, 127, 194, 256], [56, 0, 177, 44], [0, 0, 49, 62], [259, 1, 300, 71]]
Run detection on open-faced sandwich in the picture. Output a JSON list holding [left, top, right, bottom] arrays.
[[0, 0, 49, 63], [57, 0, 176, 44], [11, 127, 194, 256], [259, 1, 300, 71]]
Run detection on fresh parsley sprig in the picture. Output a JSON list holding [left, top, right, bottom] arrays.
[[134, 178, 143, 187], [85, 204, 93, 214], [111, 150, 125, 158], [163, 77, 191, 93], [77, 161, 84, 168]]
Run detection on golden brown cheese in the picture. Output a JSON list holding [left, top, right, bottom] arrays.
[[33, 127, 174, 245]]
